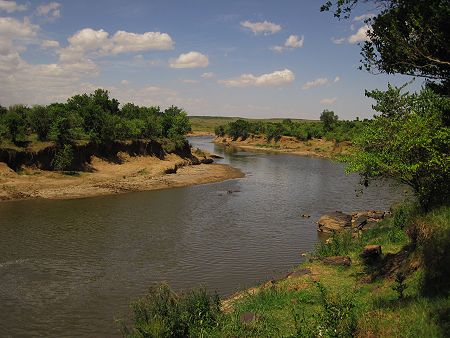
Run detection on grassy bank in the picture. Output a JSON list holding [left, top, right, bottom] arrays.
[[121, 204, 450, 337]]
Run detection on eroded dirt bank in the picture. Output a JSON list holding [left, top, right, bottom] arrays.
[[0, 152, 244, 201]]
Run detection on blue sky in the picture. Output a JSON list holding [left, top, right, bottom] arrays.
[[0, 0, 420, 119]]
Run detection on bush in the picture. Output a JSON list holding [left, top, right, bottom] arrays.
[[314, 231, 354, 258], [315, 282, 357, 338], [120, 283, 220, 338], [52, 144, 74, 171]]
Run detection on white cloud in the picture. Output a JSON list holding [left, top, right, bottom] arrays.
[[320, 97, 337, 105], [36, 2, 61, 18], [41, 39, 60, 49], [0, 16, 39, 39], [302, 77, 330, 90], [272, 34, 304, 53], [109, 31, 173, 54], [331, 37, 346, 44], [59, 27, 174, 65], [68, 28, 109, 50], [169, 51, 209, 69], [121, 80, 130, 86], [353, 13, 374, 22], [219, 69, 294, 87], [0, 0, 26, 13], [241, 20, 281, 35], [302, 76, 339, 90], [285, 35, 304, 48], [348, 25, 370, 43], [201, 72, 215, 79]]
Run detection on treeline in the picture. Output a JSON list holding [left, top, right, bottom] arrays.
[[0, 89, 191, 170], [214, 110, 365, 142]]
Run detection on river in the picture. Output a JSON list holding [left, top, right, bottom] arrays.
[[0, 136, 403, 337]]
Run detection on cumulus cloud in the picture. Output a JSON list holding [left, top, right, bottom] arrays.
[[320, 97, 337, 105], [59, 27, 174, 65], [271, 34, 304, 52], [0, 0, 26, 13], [334, 76, 340, 83], [302, 78, 329, 90], [36, 2, 61, 18], [0, 16, 39, 39], [201, 72, 215, 79], [169, 51, 209, 69], [41, 39, 60, 49], [348, 25, 370, 43], [219, 69, 294, 87], [285, 35, 304, 48], [110, 31, 173, 54], [241, 20, 281, 35]]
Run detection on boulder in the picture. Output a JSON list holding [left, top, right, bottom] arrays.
[[352, 215, 368, 230], [317, 211, 352, 233], [322, 256, 352, 267], [368, 210, 385, 220]]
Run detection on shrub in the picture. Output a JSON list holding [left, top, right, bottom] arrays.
[[314, 231, 354, 258], [52, 144, 74, 171], [315, 282, 357, 338], [120, 283, 220, 338]]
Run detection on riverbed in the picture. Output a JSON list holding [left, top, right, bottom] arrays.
[[0, 136, 404, 337]]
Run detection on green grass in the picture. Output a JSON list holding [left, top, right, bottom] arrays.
[[121, 205, 450, 337], [188, 116, 316, 133]]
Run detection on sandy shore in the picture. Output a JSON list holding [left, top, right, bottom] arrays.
[[0, 153, 244, 202], [215, 135, 351, 159]]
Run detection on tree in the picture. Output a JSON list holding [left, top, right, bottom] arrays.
[[320, 110, 339, 132], [29, 105, 53, 141], [321, 0, 450, 91], [3, 110, 27, 143], [49, 112, 84, 145], [346, 85, 450, 210]]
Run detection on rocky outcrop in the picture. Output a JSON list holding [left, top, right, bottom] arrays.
[[317, 210, 390, 233], [317, 211, 352, 233]]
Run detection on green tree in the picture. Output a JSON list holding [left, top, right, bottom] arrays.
[[320, 110, 339, 132], [321, 0, 450, 92], [3, 109, 27, 143], [346, 85, 450, 210], [29, 105, 53, 141], [49, 112, 84, 145]]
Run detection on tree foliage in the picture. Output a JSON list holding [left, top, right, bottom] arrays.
[[320, 110, 339, 132], [346, 85, 450, 209], [321, 0, 450, 89]]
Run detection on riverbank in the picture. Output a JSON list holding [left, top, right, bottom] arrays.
[[0, 153, 244, 201], [215, 135, 352, 159], [122, 205, 449, 337]]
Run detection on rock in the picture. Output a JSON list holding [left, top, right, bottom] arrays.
[[200, 158, 214, 164], [322, 256, 352, 267], [210, 154, 223, 159], [317, 211, 352, 233], [301, 214, 311, 218], [361, 245, 382, 261], [352, 215, 368, 229], [368, 210, 385, 220]]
